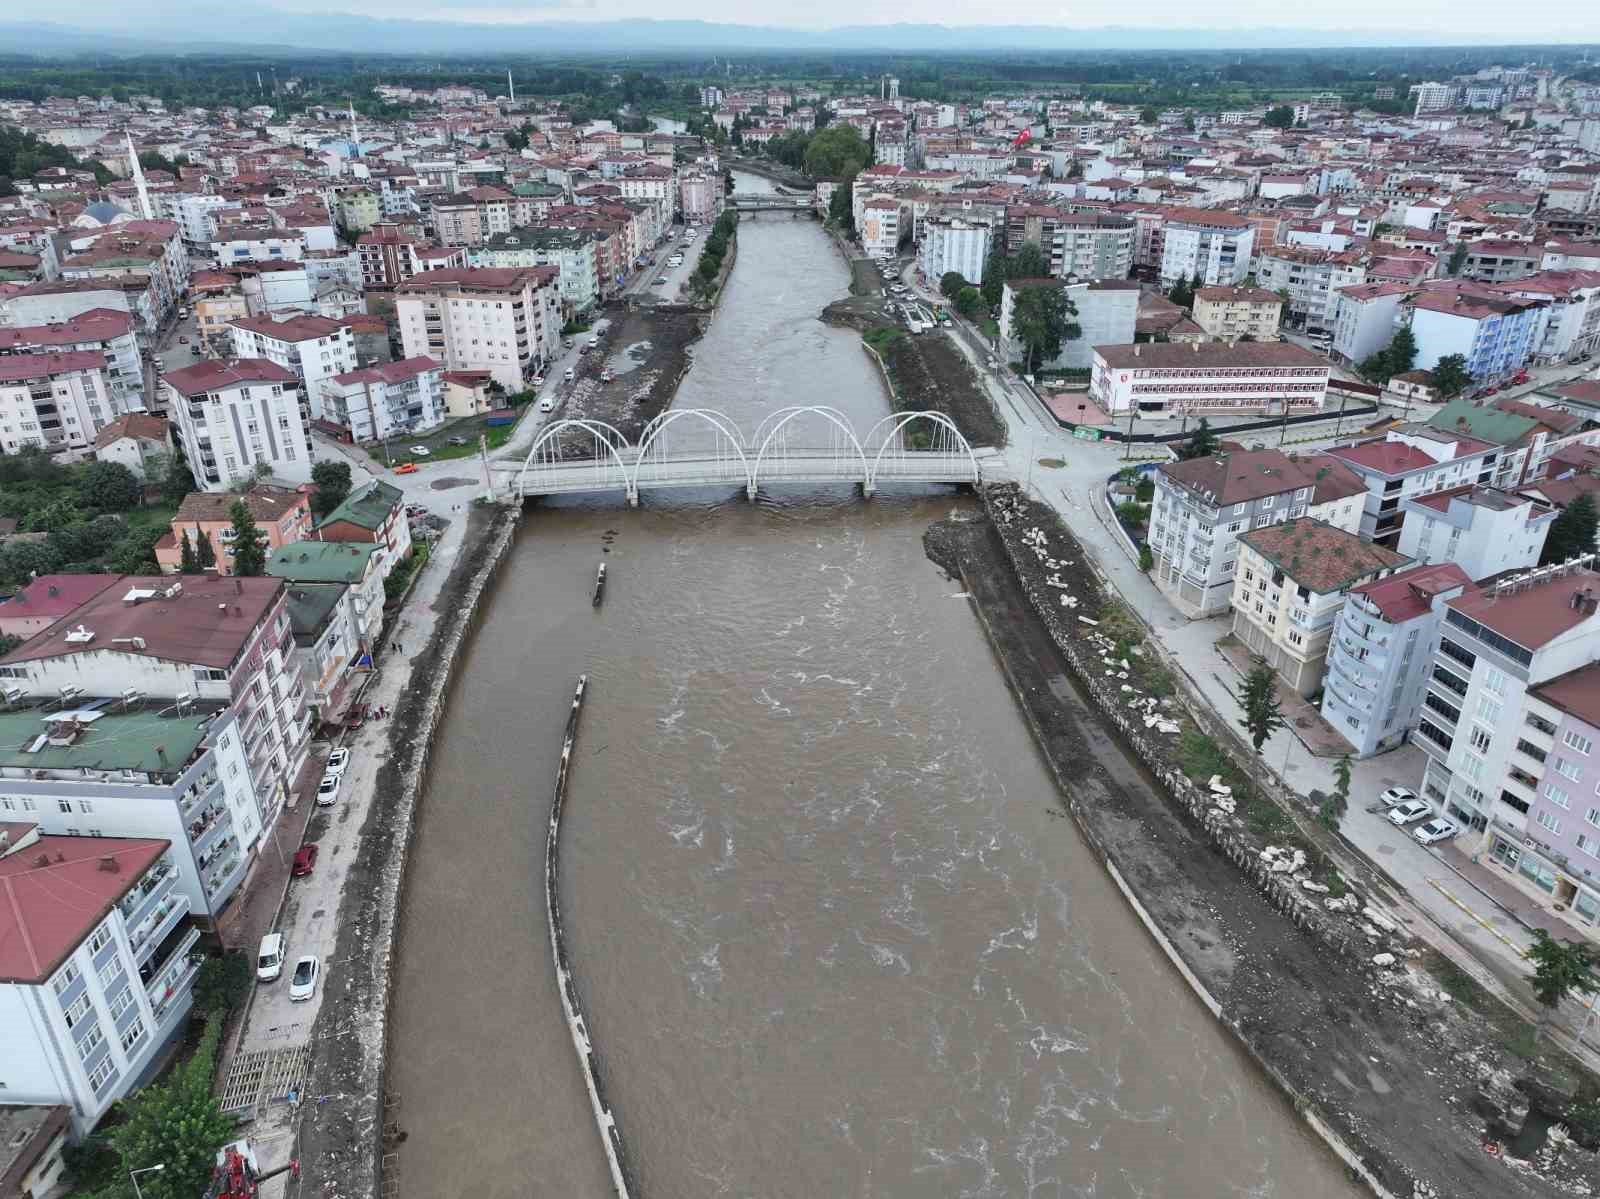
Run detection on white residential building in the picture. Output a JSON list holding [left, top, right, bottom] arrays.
[[320, 356, 446, 442], [860, 198, 904, 259], [1088, 341, 1330, 418], [0, 829, 202, 1135], [1324, 427, 1503, 547], [0, 352, 115, 457], [227, 314, 356, 423], [918, 216, 991, 284], [395, 266, 562, 392], [0, 308, 146, 414], [1159, 209, 1254, 286], [1396, 485, 1556, 579], [162, 358, 311, 490]]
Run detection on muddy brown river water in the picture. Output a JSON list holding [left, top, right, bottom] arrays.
[[386, 176, 1356, 1198]]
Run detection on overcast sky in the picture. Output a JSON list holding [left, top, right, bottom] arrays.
[[14, 0, 1600, 39]]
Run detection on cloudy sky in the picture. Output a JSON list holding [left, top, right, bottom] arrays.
[[13, 0, 1600, 39]]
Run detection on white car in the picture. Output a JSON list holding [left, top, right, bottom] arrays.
[[1414, 818, 1459, 846], [1388, 799, 1432, 827], [257, 933, 285, 982], [316, 770, 341, 806], [1378, 786, 1417, 808], [325, 748, 351, 777], [288, 955, 320, 1002], [409, 445, 430, 456], [538, 397, 556, 413]]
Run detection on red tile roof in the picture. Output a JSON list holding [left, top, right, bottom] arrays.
[[0, 833, 170, 985], [0, 575, 120, 623], [0, 308, 134, 350], [1239, 516, 1409, 592], [1447, 568, 1600, 651], [161, 358, 296, 397], [331, 356, 440, 387], [1349, 561, 1472, 624], [0, 351, 104, 382], [1531, 660, 1600, 730], [228, 313, 346, 342]]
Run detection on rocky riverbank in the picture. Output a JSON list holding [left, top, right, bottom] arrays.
[[560, 306, 709, 443], [290, 502, 522, 1198], [926, 486, 1593, 1199]]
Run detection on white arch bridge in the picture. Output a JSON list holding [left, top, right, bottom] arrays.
[[516, 406, 980, 504]]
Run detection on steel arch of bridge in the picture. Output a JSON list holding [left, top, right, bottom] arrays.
[[515, 405, 979, 502]]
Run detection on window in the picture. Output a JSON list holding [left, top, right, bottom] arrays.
[[120, 1020, 146, 1055], [1548, 784, 1572, 810], [1554, 756, 1583, 782], [1566, 730, 1594, 755], [52, 962, 79, 996], [1586, 807, 1600, 829], [1580, 833, 1600, 859], [64, 993, 91, 1028], [57, 799, 72, 814], [87, 1057, 115, 1093], [1483, 667, 1508, 697], [1469, 726, 1492, 754], [79, 799, 93, 814], [1476, 696, 1502, 726], [1537, 808, 1563, 835], [88, 924, 111, 955], [107, 987, 132, 1022]]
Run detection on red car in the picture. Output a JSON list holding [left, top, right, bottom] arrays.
[[292, 844, 318, 877]]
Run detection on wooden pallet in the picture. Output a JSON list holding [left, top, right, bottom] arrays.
[[216, 1045, 311, 1116]]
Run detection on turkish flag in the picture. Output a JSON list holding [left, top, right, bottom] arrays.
[[1011, 129, 1032, 149]]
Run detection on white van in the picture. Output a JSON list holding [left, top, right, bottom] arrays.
[[538, 397, 556, 413], [257, 933, 285, 982]]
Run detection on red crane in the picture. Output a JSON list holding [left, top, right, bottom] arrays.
[[203, 1145, 300, 1199]]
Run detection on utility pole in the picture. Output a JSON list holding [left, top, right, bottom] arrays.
[[479, 432, 494, 502]]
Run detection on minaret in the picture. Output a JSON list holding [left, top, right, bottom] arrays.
[[508, 69, 515, 105], [348, 102, 360, 160], [126, 133, 153, 220]]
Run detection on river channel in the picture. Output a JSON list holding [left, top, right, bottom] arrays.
[[386, 175, 1355, 1198]]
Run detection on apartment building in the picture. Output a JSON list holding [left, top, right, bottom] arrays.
[[1407, 286, 1548, 382], [0, 573, 308, 830], [1498, 661, 1600, 931], [281, 583, 360, 710], [1329, 281, 1412, 367], [0, 351, 115, 457], [0, 829, 201, 1135], [92, 413, 171, 481], [315, 479, 412, 579], [470, 227, 601, 315], [430, 187, 514, 248], [1322, 561, 1473, 757], [356, 228, 467, 291], [228, 314, 356, 424], [1418, 560, 1600, 838], [1396, 485, 1555, 579], [1425, 398, 1593, 488], [154, 485, 314, 577], [1231, 517, 1409, 696], [162, 359, 311, 491], [1088, 341, 1330, 418], [678, 170, 720, 224], [1192, 286, 1284, 342], [1005, 205, 1133, 281], [395, 266, 562, 392], [1324, 427, 1502, 547], [1255, 246, 1366, 331], [918, 216, 991, 284], [0, 697, 264, 921], [1159, 208, 1253, 286], [1491, 270, 1600, 365], [1148, 447, 1367, 618], [319, 356, 446, 443], [0, 308, 145, 415], [860, 198, 904, 259], [268, 541, 385, 651]]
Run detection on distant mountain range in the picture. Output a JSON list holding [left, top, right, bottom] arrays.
[[1, 8, 1594, 57]]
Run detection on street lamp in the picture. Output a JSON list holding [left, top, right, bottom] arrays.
[[130, 1164, 166, 1199]]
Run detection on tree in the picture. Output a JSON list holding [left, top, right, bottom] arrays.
[[1167, 275, 1195, 309], [980, 243, 1009, 308], [1429, 354, 1472, 399], [955, 286, 983, 319], [1139, 106, 1158, 124], [1009, 242, 1049, 281], [108, 526, 166, 576], [802, 126, 869, 179], [1527, 930, 1597, 1039], [1264, 105, 1295, 129], [1174, 417, 1219, 461], [1447, 243, 1469, 276], [1542, 493, 1600, 565], [192, 951, 251, 1017], [1237, 659, 1287, 752], [78, 460, 142, 513], [0, 632, 20, 656], [1320, 754, 1352, 830], [195, 525, 217, 571], [828, 175, 855, 233], [1011, 283, 1081, 374], [1358, 326, 1418, 386], [226, 500, 267, 577], [310, 460, 353, 519], [939, 271, 968, 301], [179, 528, 198, 574], [101, 1017, 235, 1199]]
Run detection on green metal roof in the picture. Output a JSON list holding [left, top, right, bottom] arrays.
[[1425, 398, 1536, 447], [0, 704, 217, 775], [268, 540, 380, 583], [282, 582, 347, 642], [316, 479, 402, 533]]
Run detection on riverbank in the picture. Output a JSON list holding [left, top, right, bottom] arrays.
[[290, 502, 522, 1198], [562, 306, 709, 442], [927, 486, 1590, 1198]]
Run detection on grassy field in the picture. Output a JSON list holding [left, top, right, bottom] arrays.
[[366, 409, 526, 466]]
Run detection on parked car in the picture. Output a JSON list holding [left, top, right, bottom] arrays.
[[563, 338, 575, 348], [394, 463, 418, 474], [532, 373, 545, 387], [1387, 799, 1432, 826], [1378, 786, 1417, 808], [326, 748, 351, 776], [257, 933, 286, 982], [447, 435, 470, 446], [316, 770, 341, 806], [292, 844, 319, 877], [538, 397, 556, 413], [1414, 818, 1459, 846], [178, 335, 189, 344], [289, 955, 320, 1002], [657, 276, 669, 285], [564, 367, 576, 382], [409, 445, 431, 456]]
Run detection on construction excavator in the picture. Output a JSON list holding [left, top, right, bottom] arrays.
[[202, 1141, 300, 1199]]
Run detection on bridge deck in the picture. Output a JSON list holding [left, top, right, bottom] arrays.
[[517, 450, 976, 498]]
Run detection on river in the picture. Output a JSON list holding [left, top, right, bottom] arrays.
[[386, 176, 1355, 1198]]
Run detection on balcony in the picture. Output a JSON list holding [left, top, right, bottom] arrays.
[[144, 926, 202, 1025], [130, 893, 191, 965], [1503, 767, 1540, 801], [180, 771, 220, 818], [188, 804, 231, 856], [118, 861, 177, 934]]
